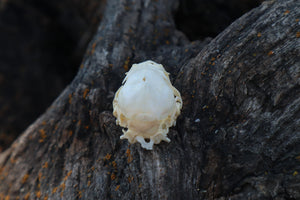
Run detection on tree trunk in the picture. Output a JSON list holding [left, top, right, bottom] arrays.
[[0, 0, 299, 199]]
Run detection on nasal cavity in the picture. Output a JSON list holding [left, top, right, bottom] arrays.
[[145, 138, 150, 143]]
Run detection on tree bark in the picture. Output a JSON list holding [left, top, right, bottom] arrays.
[[0, 0, 299, 199]]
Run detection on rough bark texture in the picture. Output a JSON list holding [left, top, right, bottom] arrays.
[[0, 0, 299, 199]]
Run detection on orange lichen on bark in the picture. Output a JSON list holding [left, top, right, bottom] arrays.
[[83, 88, 90, 99], [44, 195, 48, 200], [126, 149, 133, 163], [91, 42, 97, 54], [87, 181, 91, 186], [124, 57, 130, 71], [24, 193, 30, 200], [296, 32, 300, 38], [4, 195, 9, 200], [42, 162, 48, 169], [38, 173, 42, 188], [21, 174, 29, 184], [39, 129, 47, 143], [77, 190, 83, 198], [68, 94, 72, 104], [112, 161, 117, 168], [60, 182, 66, 191], [284, 10, 290, 15], [115, 185, 120, 191], [127, 176, 133, 183], [126, 148, 131, 155], [36, 191, 41, 198], [104, 153, 112, 160], [63, 170, 72, 181], [69, 130, 73, 136], [257, 32, 262, 37], [111, 173, 116, 180], [52, 187, 58, 194], [268, 51, 274, 56]]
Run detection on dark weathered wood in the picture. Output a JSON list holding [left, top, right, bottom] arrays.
[[0, 0, 105, 151], [175, 0, 263, 40], [0, 0, 299, 199]]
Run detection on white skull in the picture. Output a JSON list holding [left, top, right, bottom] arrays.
[[113, 60, 182, 150]]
